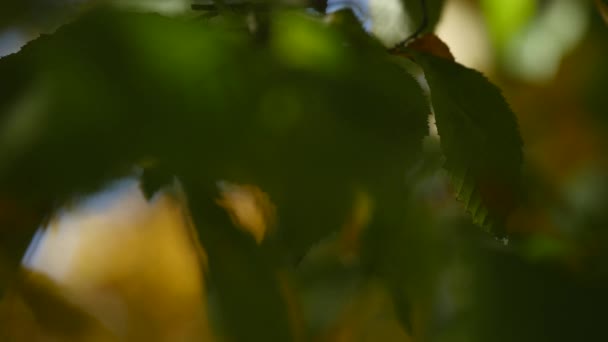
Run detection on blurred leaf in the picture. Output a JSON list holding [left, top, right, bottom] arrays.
[[139, 164, 175, 201], [584, 37, 608, 128], [9, 269, 113, 339], [596, 0, 608, 24], [519, 235, 574, 262], [182, 182, 295, 342], [0, 196, 49, 298], [295, 239, 363, 335], [0, 8, 244, 205], [494, 0, 589, 82], [389, 282, 414, 333], [358, 166, 450, 338], [316, 280, 412, 342], [472, 246, 608, 342], [271, 11, 345, 72], [480, 0, 536, 52], [217, 181, 276, 244], [411, 53, 523, 233]]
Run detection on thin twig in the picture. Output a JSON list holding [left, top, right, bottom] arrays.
[[391, 0, 428, 51]]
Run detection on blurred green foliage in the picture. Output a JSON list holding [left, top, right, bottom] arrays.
[[0, 0, 607, 341]]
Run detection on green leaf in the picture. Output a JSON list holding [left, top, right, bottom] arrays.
[[411, 53, 523, 233]]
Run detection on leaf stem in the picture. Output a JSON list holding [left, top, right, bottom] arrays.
[[391, 0, 428, 51]]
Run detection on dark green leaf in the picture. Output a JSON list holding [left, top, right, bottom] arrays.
[[360, 189, 443, 336], [139, 164, 174, 201], [411, 53, 523, 233], [182, 180, 295, 342]]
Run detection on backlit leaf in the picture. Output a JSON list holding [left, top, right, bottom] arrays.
[[411, 53, 523, 233]]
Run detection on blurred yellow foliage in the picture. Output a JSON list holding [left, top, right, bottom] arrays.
[[1, 181, 214, 341], [216, 182, 276, 244]]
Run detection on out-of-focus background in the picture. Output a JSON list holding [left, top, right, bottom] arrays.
[[0, 0, 607, 341]]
